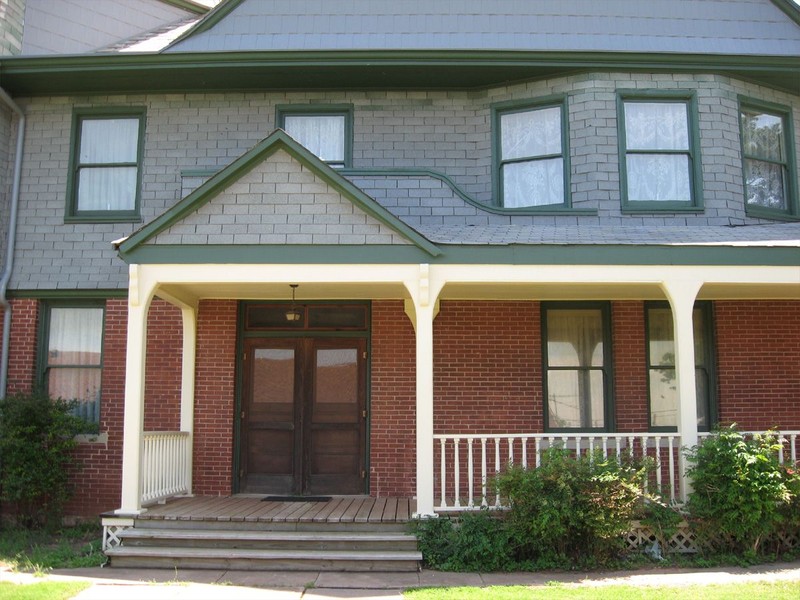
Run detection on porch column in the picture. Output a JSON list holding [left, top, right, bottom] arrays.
[[180, 304, 197, 495], [406, 264, 442, 517], [663, 278, 703, 503], [117, 265, 154, 515]]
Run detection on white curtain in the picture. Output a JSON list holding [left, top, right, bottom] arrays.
[[284, 115, 345, 163], [78, 118, 139, 211], [47, 307, 103, 404]]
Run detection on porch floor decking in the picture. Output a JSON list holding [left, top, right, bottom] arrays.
[[138, 496, 416, 524]]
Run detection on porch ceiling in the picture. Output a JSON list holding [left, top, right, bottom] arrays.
[[155, 281, 412, 303]]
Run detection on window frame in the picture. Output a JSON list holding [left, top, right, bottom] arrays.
[[37, 300, 106, 427], [65, 107, 146, 223], [275, 104, 354, 168], [617, 90, 703, 213], [645, 301, 717, 433], [491, 95, 571, 211], [738, 95, 799, 220], [541, 301, 614, 433]]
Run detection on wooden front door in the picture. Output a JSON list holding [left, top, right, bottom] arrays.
[[240, 337, 366, 495]]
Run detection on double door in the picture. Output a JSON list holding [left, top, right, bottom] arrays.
[[240, 337, 366, 496]]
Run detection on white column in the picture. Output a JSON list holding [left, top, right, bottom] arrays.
[[117, 266, 153, 515], [663, 278, 703, 503], [180, 304, 197, 495]]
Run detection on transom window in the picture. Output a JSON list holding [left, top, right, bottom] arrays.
[[67, 109, 145, 222], [494, 98, 569, 209], [618, 92, 702, 210], [739, 97, 797, 217], [542, 303, 612, 432], [277, 105, 353, 168], [39, 302, 105, 426], [646, 302, 715, 432]]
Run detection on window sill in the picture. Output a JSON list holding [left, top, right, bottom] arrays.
[[65, 215, 142, 224], [744, 207, 800, 222], [75, 432, 108, 444], [621, 205, 704, 215]]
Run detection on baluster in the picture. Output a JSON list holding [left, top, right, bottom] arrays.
[[668, 436, 676, 504], [575, 436, 581, 460], [778, 432, 785, 464], [654, 436, 662, 493], [535, 438, 541, 468], [454, 438, 461, 508], [791, 434, 797, 464], [439, 438, 446, 508], [481, 437, 488, 507], [640, 436, 649, 496], [615, 436, 622, 459], [467, 438, 475, 508], [508, 437, 515, 467], [522, 438, 528, 469], [602, 436, 608, 460], [494, 437, 501, 507]]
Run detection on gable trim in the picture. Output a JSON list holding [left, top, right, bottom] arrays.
[[164, 0, 245, 50], [117, 129, 440, 259]]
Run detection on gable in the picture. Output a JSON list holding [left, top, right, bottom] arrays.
[[118, 129, 439, 262], [147, 148, 412, 247], [168, 0, 800, 56]]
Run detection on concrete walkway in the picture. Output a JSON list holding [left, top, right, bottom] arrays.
[[1, 561, 800, 599]]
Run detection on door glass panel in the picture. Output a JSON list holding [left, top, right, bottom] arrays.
[[308, 306, 367, 329], [315, 348, 357, 404], [252, 348, 294, 403]]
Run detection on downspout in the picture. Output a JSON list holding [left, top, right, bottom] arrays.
[[0, 87, 25, 399]]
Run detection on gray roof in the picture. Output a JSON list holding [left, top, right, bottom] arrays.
[[416, 223, 800, 247], [168, 0, 800, 56]]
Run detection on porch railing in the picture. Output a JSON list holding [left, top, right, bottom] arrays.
[[142, 431, 191, 504], [434, 430, 800, 512], [433, 432, 682, 511]]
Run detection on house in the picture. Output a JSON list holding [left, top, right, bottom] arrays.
[[0, 0, 799, 568]]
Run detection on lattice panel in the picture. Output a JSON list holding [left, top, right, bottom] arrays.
[[102, 524, 130, 551], [627, 522, 800, 555]]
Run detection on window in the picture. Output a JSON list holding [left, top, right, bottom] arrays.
[[618, 92, 702, 210], [493, 98, 569, 208], [66, 108, 145, 222], [542, 303, 612, 431], [276, 105, 353, 167], [739, 97, 798, 217], [646, 302, 715, 431], [39, 302, 104, 425]]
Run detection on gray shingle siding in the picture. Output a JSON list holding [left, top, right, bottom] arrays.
[[168, 0, 800, 56], [7, 71, 800, 290]]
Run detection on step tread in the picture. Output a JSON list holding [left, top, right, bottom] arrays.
[[106, 546, 422, 561], [119, 528, 416, 543]]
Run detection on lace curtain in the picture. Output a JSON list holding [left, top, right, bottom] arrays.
[[46, 307, 103, 410], [741, 110, 786, 210], [77, 118, 139, 211], [284, 115, 345, 164]]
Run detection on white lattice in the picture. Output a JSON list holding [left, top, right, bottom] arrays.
[[102, 524, 128, 550], [627, 521, 800, 555]]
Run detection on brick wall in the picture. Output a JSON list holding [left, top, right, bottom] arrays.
[[715, 300, 800, 430], [191, 299, 238, 496], [369, 300, 416, 497], [143, 299, 182, 431], [613, 301, 649, 431], [6, 298, 37, 394]]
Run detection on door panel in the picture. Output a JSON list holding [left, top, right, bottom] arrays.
[[241, 337, 365, 496]]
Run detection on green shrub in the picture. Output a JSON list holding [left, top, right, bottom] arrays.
[[0, 390, 85, 529], [413, 510, 514, 571], [685, 425, 796, 555], [496, 448, 653, 566]]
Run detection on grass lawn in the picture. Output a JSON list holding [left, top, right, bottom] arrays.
[[0, 581, 90, 600], [404, 581, 800, 600], [0, 523, 105, 573]]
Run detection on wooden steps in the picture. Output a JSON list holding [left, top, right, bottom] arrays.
[[105, 496, 421, 572]]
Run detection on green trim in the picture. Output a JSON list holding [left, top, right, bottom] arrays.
[[276, 104, 354, 168], [617, 90, 704, 212], [8, 289, 128, 299], [738, 95, 799, 219], [117, 129, 441, 258], [166, 0, 245, 48], [159, 0, 211, 15], [541, 301, 614, 433], [771, 0, 800, 27], [341, 168, 597, 216], [118, 242, 800, 267], [491, 95, 571, 210], [644, 301, 717, 433], [2, 51, 799, 96], [65, 107, 146, 223]]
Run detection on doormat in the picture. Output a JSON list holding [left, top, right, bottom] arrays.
[[262, 495, 332, 502]]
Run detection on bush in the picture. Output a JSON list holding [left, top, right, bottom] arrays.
[[413, 510, 514, 571], [0, 390, 85, 529], [496, 448, 653, 566], [685, 425, 798, 555]]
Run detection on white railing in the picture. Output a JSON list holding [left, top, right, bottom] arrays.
[[433, 432, 682, 511], [142, 431, 191, 504], [698, 430, 800, 465]]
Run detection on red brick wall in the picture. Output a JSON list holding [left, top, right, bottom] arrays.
[[370, 300, 416, 497], [715, 301, 800, 430], [143, 300, 182, 431], [191, 300, 238, 496], [6, 298, 38, 394], [613, 301, 648, 432]]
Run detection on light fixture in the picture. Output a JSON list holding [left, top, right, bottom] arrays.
[[285, 284, 302, 322]]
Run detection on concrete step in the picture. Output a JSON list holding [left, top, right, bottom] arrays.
[[105, 546, 422, 572], [118, 527, 419, 551]]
